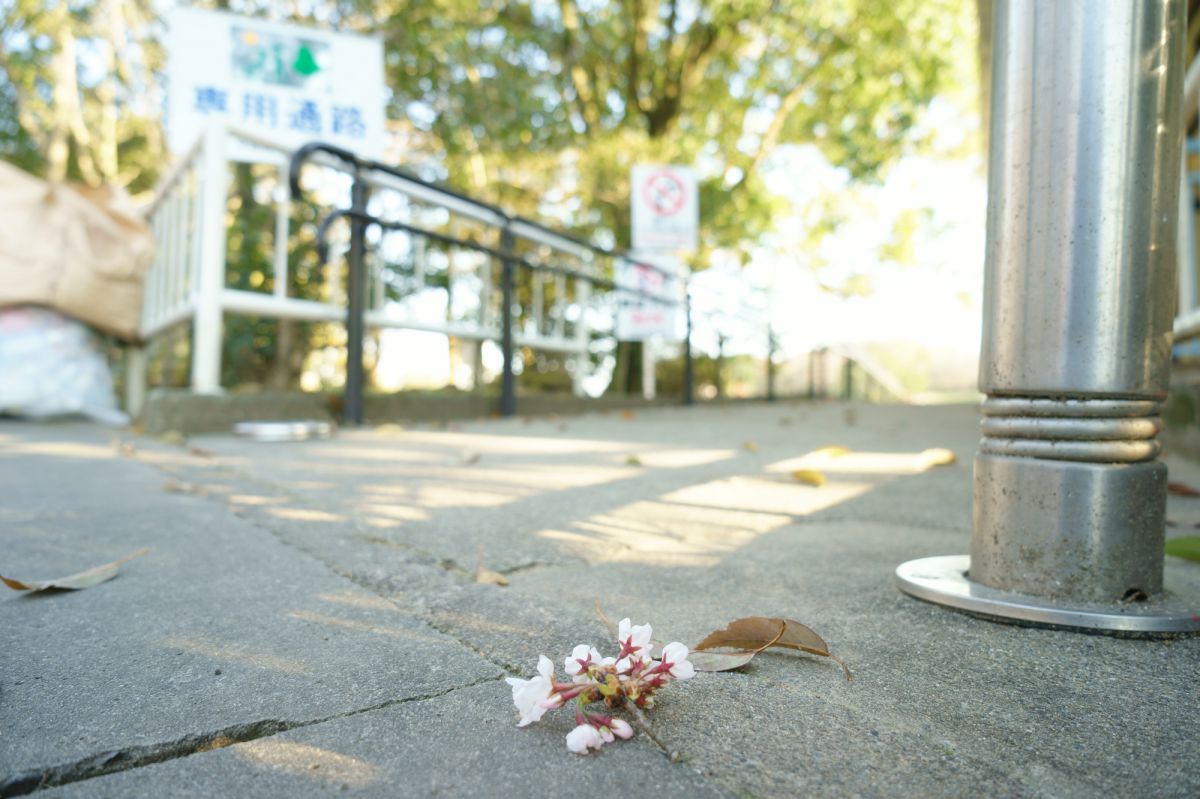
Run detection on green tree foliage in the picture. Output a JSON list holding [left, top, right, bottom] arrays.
[[0, 0, 164, 192], [373, 0, 966, 260]]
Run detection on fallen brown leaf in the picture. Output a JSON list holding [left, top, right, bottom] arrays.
[[188, 446, 214, 458], [1169, 481, 1200, 497], [1, 547, 150, 593], [621, 410, 636, 421], [688, 649, 760, 672], [695, 616, 851, 679]]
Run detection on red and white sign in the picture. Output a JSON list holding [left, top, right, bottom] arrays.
[[631, 165, 698, 252], [615, 257, 680, 341]]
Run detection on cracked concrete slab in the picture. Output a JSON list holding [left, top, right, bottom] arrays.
[[0, 423, 499, 791], [5, 402, 1200, 797], [52, 681, 724, 798]]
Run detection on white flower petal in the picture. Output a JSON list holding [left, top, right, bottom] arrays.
[[670, 660, 696, 680], [610, 718, 634, 739], [537, 654, 554, 677], [566, 723, 603, 753]]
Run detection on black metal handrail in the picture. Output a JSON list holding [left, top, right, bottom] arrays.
[[289, 142, 679, 279], [288, 142, 686, 424]]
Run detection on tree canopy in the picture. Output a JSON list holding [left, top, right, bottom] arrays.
[[375, 0, 967, 260]]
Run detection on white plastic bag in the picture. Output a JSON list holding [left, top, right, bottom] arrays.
[[0, 306, 128, 425]]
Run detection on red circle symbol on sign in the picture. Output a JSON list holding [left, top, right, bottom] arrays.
[[642, 171, 687, 217]]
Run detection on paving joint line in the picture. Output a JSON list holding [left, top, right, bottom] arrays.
[[0, 675, 504, 797]]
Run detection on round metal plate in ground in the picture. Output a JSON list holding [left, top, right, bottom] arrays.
[[896, 555, 1200, 635], [232, 420, 334, 442]]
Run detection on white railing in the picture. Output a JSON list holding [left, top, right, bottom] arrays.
[[131, 123, 609, 413]]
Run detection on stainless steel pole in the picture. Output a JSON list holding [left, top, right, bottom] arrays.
[[897, 0, 1200, 633]]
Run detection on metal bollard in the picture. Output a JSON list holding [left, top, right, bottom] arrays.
[[897, 0, 1199, 633]]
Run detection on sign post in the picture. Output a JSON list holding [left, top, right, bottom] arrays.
[[629, 165, 696, 402]]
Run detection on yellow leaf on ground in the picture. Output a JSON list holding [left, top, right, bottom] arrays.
[[792, 469, 826, 487], [625, 455, 643, 466], [743, 440, 759, 453]]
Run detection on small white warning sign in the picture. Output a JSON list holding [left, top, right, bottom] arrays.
[[631, 165, 698, 252], [615, 257, 680, 341]]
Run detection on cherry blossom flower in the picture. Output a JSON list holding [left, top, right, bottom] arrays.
[[566, 723, 604, 753], [508, 619, 697, 753], [659, 642, 696, 680], [506, 655, 555, 727], [564, 644, 601, 679], [617, 618, 653, 661]]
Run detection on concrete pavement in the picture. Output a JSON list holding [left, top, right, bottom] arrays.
[[3, 402, 1199, 797]]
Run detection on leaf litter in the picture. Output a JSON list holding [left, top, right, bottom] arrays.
[[2, 547, 150, 593], [596, 603, 850, 679], [474, 549, 509, 586]]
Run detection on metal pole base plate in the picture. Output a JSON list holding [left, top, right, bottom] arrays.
[[896, 556, 1200, 636]]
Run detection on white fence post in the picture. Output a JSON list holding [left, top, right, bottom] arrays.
[[124, 346, 147, 417], [572, 277, 591, 397], [642, 337, 656, 400], [190, 125, 229, 394]]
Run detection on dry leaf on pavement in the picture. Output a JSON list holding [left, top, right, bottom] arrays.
[[474, 550, 509, 586], [695, 616, 851, 678], [792, 469, 826, 486], [1, 548, 151, 593]]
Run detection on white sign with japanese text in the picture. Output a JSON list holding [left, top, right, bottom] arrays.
[[615, 257, 680, 341], [166, 7, 385, 160], [631, 165, 698, 252]]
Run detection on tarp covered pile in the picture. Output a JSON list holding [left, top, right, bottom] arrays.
[[0, 161, 154, 423]]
